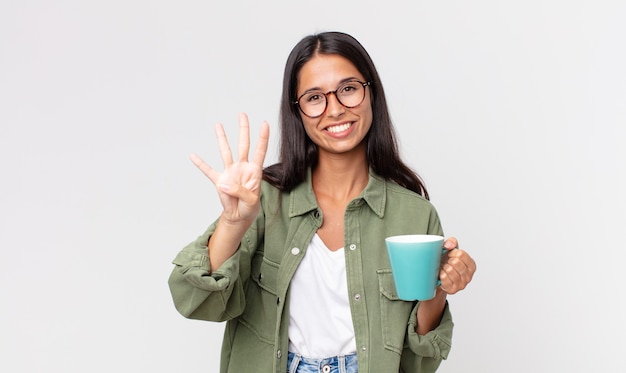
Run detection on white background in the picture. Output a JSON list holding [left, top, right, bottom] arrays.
[[1, 1, 625, 372]]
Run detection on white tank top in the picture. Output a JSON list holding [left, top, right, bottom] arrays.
[[288, 233, 357, 358]]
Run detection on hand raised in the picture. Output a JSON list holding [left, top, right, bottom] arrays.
[[190, 113, 270, 224]]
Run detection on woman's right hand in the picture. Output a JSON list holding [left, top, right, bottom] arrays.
[[190, 113, 270, 226]]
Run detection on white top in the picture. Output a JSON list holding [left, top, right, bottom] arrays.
[[288, 234, 357, 358]]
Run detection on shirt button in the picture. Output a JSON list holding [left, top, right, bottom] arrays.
[[313, 210, 320, 218], [349, 244, 356, 251], [354, 294, 361, 301], [291, 247, 300, 255], [361, 346, 367, 352], [276, 350, 281, 358]]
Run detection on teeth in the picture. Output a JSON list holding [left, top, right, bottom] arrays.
[[327, 123, 351, 133]]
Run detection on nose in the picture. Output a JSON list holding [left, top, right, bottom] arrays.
[[325, 92, 345, 117]]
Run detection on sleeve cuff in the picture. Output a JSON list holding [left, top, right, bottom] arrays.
[[406, 301, 454, 360], [171, 245, 241, 292]]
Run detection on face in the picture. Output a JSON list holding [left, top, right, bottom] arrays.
[[296, 54, 373, 157]]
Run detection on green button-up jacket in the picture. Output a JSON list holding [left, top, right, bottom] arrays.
[[169, 170, 453, 373]]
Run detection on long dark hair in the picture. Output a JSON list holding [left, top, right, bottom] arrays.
[[263, 31, 429, 199]]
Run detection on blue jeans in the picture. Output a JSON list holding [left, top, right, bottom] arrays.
[[287, 351, 358, 373]]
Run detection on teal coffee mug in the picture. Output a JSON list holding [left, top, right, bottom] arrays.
[[385, 234, 446, 301]]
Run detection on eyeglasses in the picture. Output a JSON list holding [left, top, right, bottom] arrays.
[[295, 80, 371, 118]]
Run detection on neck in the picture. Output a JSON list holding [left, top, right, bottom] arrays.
[[312, 149, 369, 202]]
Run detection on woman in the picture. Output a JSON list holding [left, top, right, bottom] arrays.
[[169, 31, 476, 373]]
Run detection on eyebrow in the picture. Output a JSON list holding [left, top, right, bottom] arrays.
[[299, 77, 362, 96]]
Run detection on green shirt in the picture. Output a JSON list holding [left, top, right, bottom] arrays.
[[168, 170, 453, 373]]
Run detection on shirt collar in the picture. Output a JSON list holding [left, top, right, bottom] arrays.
[[288, 168, 387, 219]]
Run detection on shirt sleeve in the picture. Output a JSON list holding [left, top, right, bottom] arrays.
[[400, 301, 453, 372], [167, 221, 247, 322]]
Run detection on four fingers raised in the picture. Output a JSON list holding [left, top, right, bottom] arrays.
[[192, 112, 269, 187]]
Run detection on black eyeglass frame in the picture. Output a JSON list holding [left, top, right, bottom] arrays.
[[294, 80, 371, 118]]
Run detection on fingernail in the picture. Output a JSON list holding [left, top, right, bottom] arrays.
[[218, 184, 231, 192]]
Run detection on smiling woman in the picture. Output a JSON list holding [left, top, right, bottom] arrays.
[[168, 31, 476, 373], [296, 54, 373, 159]]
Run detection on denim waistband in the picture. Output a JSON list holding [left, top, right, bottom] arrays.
[[287, 351, 358, 373]]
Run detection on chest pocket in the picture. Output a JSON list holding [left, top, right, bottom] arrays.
[[240, 252, 280, 343], [377, 269, 415, 355]]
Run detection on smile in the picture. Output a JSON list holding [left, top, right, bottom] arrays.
[[325, 122, 353, 134]]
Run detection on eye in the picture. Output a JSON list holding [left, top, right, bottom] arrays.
[[304, 92, 324, 104], [339, 82, 360, 95]]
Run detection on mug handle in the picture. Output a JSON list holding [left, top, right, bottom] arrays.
[[436, 247, 457, 286]]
